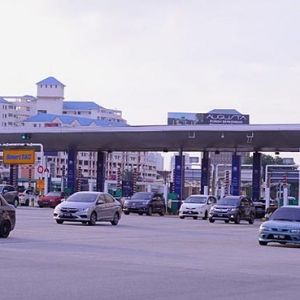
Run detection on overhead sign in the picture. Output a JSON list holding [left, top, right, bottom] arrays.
[[3, 149, 35, 164], [168, 112, 250, 125]]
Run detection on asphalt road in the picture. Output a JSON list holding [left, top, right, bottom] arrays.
[[1, 208, 300, 300]]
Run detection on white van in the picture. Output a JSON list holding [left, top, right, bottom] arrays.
[[179, 194, 217, 220]]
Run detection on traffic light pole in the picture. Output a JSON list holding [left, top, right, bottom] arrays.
[[0, 143, 47, 194]]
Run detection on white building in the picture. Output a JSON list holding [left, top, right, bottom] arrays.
[[1, 77, 164, 187]]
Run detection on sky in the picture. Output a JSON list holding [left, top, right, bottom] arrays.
[[1, 0, 300, 166]]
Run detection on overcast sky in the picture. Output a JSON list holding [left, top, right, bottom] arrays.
[[1, 0, 300, 164]]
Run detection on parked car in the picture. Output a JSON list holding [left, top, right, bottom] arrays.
[[37, 191, 69, 208], [209, 195, 256, 224], [259, 206, 300, 246], [0, 184, 19, 208], [122, 192, 166, 216], [53, 191, 122, 226], [18, 188, 36, 206], [179, 194, 217, 220], [0, 194, 16, 238]]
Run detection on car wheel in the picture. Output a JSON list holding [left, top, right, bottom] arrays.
[[209, 218, 215, 223], [193, 216, 198, 220], [159, 207, 165, 216], [124, 212, 130, 215], [88, 212, 97, 226], [0, 220, 11, 238], [56, 220, 64, 224], [25, 199, 29, 206], [248, 213, 255, 224], [13, 198, 19, 208], [259, 241, 268, 246], [202, 211, 208, 220], [111, 213, 120, 226], [146, 206, 153, 216], [224, 220, 230, 223], [138, 212, 143, 215], [179, 216, 185, 219], [39, 205, 43, 208], [82, 221, 87, 224], [234, 213, 241, 224]]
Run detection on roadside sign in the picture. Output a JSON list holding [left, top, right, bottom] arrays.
[[3, 149, 35, 164], [37, 165, 44, 174], [36, 179, 44, 191]]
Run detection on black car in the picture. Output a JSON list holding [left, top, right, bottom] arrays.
[[0, 194, 16, 238], [209, 195, 256, 224], [122, 192, 166, 216]]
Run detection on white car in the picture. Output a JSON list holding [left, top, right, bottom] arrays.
[[19, 189, 36, 206], [179, 194, 217, 220]]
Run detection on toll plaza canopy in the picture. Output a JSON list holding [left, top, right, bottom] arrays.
[[1, 124, 300, 153]]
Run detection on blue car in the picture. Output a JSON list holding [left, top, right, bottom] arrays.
[[259, 206, 300, 246]]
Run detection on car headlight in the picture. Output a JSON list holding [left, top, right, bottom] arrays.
[[210, 207, 215, 212], [290, 229, 300, 233], [229, 207, 237, 212], [142, 201, 149, 205], [259, 225, 270, 232], [124, 200, 129, 205], [77, 207, 89, 212]]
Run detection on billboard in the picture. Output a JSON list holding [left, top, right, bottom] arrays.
[[3, 149, 35, 164], [168, 112, 249, 125]]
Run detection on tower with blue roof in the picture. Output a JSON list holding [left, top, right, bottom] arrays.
[[36, 77, 65, 115]]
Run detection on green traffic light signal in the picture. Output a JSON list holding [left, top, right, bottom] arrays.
[[21, 133, 31, 140]]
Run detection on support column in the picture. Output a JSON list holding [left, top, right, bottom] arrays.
[[96, 151, 106, 192], [252, 152, 262, 201], [231, 154, 241, 196], [201, 151, 210, 195], [174, 154, 184, 201], [67, 149, 77, 194]]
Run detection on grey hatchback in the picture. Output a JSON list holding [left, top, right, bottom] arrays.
[[209, 195, 256, 224], [122, 192, 166, 216], [53, 191, 122, 226], [0, 194, 16, 238]]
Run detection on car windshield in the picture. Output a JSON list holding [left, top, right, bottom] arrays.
[[270, 207, 300, 222], [131, 193, 152, 200], [46, 192, 62, 197], [184, 196, 207, 204], [66, 193, 98, 203], [217, 198, 239, 206]]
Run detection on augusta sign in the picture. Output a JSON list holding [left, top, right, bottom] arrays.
[[167, 112, 250, 125]]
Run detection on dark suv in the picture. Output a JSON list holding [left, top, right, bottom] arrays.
[[123, 192, 166, 216], [0, 195, 16, 238], [0, 184, 19, 208], [209, 195, 256, 224]]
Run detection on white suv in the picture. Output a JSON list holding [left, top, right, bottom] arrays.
[[179, 194, 217, 220]]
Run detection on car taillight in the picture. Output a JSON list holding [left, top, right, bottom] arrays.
[[19, 194, 25, 197]]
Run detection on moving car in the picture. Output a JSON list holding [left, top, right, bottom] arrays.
[[37, 191, 69, 208], [19, 188, 36, 206], [179, 194, 217, 220], [53, 191, 122, 226], [122, 192, 166, 216], [0, 184, 19, 208], [259, 206, 300, 246], [209, 195, 256, 224], [0, 194, 16, 238]]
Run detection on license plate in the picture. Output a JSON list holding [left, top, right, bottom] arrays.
[[63, 213, 72, 217], [217, 214, 223, 217], [274, 234, 285, 239]]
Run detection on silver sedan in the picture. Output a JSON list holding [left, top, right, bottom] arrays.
[[53, 191, 122, 226]]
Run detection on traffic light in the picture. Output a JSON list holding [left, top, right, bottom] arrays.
[[21, 133, 31, 140]]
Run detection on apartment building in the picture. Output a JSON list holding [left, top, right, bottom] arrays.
[[1, 77, 163, 186]]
